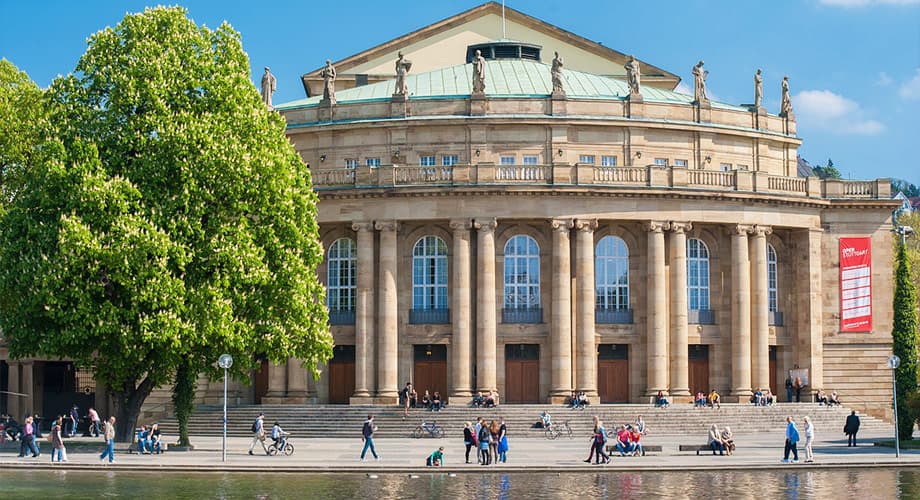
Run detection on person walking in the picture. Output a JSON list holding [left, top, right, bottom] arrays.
[[51, 416, 66, 463], [844, 410, 860, 447], [88, 407, 101, 437], [782, 416, 800, 463], [594, 420, 610, 464], [248, 412, 266, 455], [360, 414, 379, 461], [99, 416, 116, 464], [68, 405, 80, 437], [803, 416, 815, 463], [18, 415, 40, 458], [583, 415, 600, 463]]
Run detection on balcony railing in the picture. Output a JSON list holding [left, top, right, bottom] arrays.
[[309, 164, 891, 201], [328, 309, 356, 326], [688, 309, 716, 325], [409, 308, 450, 324], [595, 307, 633, 324], [769, 311, 784, 326], [502, 307, 543, 324]]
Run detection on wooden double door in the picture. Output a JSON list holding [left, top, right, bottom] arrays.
[[597, 344, 629, 403], [328, 345, 355, 404], [688, 345, 710, 394], [413, 345, 447, 402], [504, 344, 539, 403]]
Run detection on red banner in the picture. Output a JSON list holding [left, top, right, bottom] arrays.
[[839, 237, 872, 332]]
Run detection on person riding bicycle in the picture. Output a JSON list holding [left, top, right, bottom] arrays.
[[271, 422, 289, 452]]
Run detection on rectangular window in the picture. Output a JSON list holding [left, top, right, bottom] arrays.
[[345, 159, 358, 169], [653, 158, 668, 166], [601, 156, 617, 167], [737, 164, 749, 171], [673, 159, 688, 167], [719, 163, 732, 171], [419, 155, 436, 166], [441, 155, 459, 166], [366, 157, 381, 168], [500, 155, 516, 165], [579, 155, 596, 165], [522, 155, 539, 165]]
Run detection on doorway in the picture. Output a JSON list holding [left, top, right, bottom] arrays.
[[328, 345, 356, 404], [504, 344, 539, 403], [688, 345, 710, 394], [597, 344, 629, 403], [253, 359, 269, 404], [769, 346, 778, 396], [413, 345, 448, 403]]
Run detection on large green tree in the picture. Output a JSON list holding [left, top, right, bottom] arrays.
[[893, 241, 919, 439], [0, 59, 49, 211], [0, 7, 331, 441]]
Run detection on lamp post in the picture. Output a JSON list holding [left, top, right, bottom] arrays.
[[893, 225, 914, 247], [218, 354, 233, 463], [888, 354, 900, 458]]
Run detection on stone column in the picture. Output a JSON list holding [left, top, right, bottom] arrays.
[[21, 360, 34, 415], [730, 224, 753, 400], [262, 362, 287, 403], [286, 358, 308, 403], [574, 219, 598, 401], [450, 219, 473, 399], [376, 220, 399, 401], [7, 361, 19, 419], [550, 219, 574, 402], [797, 228, 824, 394], [352, 222, 375, 400], [669, 222, 691, 398], [750, 225, 772, 393], [645, 221, 669, 397], [474, 218, 498, 393]]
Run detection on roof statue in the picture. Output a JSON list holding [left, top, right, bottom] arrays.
[[692, 60, 708, 102], [754, 69, 763, 109], [261, 66, 277, 109], [551, 51, 565, 94], [472, 49, 486, 94], [321, 59, 337, 105], [394, 51, 412, 96], [780, 75, 793, 117], [625, 55, 641, 96]]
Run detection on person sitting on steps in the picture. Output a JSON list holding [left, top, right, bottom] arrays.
[[471, 392, 484, 408], [431, 392, 443, 412], [426, 446, 445, 466], [708, 389, 721, 409], [421, 390, 432, 410], [827, 391, 842, 406], [694, 391, 707, 408]]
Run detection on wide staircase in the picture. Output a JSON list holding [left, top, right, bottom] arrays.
[[155, 403, 891, 438]]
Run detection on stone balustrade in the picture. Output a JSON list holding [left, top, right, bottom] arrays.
[[312, 164, 890, 200]]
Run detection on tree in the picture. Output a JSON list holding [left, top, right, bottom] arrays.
[[0, 7, 332, 441], [892, 241, 919, 440], [812, 158, 842, 180], [0, 59, 49, 211]]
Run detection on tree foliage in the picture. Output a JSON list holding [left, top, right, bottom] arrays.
[[893, 243, 920, 439], [0, 7, 331, 441], [892, 179, 920, 198], [812, 158, 842, 180], [0, 59, 49, 211]]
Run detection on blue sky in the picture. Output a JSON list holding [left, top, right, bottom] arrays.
[[2, 0, 919, 184]]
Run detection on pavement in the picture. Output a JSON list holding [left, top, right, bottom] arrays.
[[2, 428, 918, 473]]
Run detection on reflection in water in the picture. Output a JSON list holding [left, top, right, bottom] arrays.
[[5, 469, 919, 499]]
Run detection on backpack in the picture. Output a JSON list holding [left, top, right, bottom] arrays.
[[251, 419, 259, 433]]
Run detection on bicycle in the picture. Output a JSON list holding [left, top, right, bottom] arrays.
[[412, 421, 444, 438], [267, 435, 295, 456], [544, 420, 574, 440]]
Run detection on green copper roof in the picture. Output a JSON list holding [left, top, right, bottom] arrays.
[[275, 59, 746, 112]]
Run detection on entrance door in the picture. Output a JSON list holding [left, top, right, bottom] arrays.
[[413, 345, 448, 403], [328, 345, 356, 404], [769, 346, 778, 396], [253, 359, 269, 404], [504, 344, 539, 403], [688, 345, 710, 394], [598, 344, 629, 403]]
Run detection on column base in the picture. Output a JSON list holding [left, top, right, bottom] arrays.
[[260, 396, 287, 404], [349, 396, 378, 405], [669, 388, 691, 404], [371, 396, 399, 405], [282, 391, 309, 404], [548, 394, 571, 404], [352, 389, 372, 398], [729, 389, 753, 403], [450, 390, 473, 401]]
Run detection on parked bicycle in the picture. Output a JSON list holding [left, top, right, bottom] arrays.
[[412, 421, 445, 438], [544, 420, 574, 440]]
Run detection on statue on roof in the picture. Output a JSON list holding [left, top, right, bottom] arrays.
[[780, 75, 793, 117], [321, 59, 337, 105], [394, 51, 412, 96], [551, 51, 565, 94], [692, 60, 708, 102], [261, 66, 277, 109], [625, 55, 641, 96], [472, 49, 486, 94], [754, 69, 763, 108]]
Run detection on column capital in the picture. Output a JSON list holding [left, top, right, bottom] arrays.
[[752, 225, 773, 237], [374, 220, 399, 232], [646, 220, 669, 233], [731, 223, 755, 236], [352, 221, 375, 233], [550, 218, 574, 232], [449, 219, 472, 232], [473, 218, 497, 233], [574, 219, 598, 232], [669, 221, 693, 234]]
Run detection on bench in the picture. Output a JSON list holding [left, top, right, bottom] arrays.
[[680, 443, 733, 455], [605, 444, 661, 456]]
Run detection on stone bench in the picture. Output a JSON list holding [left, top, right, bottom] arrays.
[[680, 443, 732, 455], [605, 444, 662, 456]]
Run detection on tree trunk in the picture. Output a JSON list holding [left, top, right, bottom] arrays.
[[112, 377, 155, 442], [172, 360, 197, 447]]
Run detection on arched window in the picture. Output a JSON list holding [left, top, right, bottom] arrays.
[[687, 238, 710, 311], [596, 236, 629, 310], [327, 238, 356, 319], [412, 236, 448, 311], [503, 235, 541, 310], [767, 244, 778, 313]]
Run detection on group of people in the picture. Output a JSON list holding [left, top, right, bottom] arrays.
[[750, 388, 776, 406], [463, 417, 508, 465], [706, 424, 736, 456], [399, 382, 447, 417], [781, 415, 816, 463], [785, 375, 807, 402], [567, 391, 589, 409], [694, 390, 721, 409], [248, 413, 290, 456], [135, 423, 163, 454], [815, 390, 842, 406], [583, 415, 647, 464], [471, 390, 499, 408]]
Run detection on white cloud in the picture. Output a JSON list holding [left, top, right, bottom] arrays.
[[899, 68, 920, 100], [818, 0, 920, 6], [793, 90, 885, 135], [876, 72, 893, 86]]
